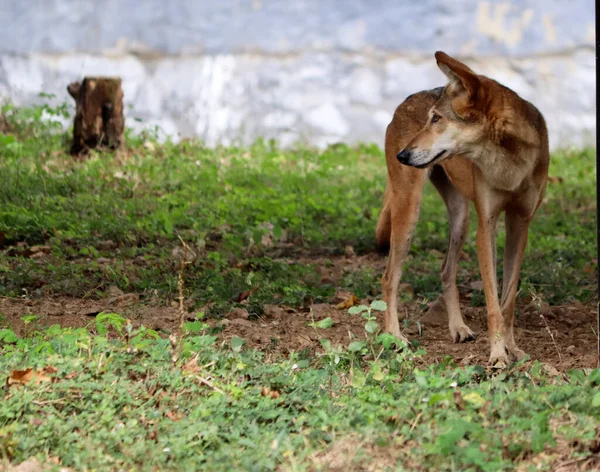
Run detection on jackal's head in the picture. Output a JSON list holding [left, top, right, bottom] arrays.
[[397, 51, 488, 169]]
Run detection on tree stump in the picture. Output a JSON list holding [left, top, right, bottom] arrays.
[[67, 77, 125, 156]]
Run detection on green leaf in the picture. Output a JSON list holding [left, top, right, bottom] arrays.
[[95, 312, 127, 335], [20, 315, 39, 325], [463, 392, 485, 408], [348, 341, 366, 352], [231, 336, 245, 352], [370, 361, 384, 381], [437, 420, 469, 455], [0, 134, 16, 145], [0, 329, 18, 344], [364, 320, 379, 334], [348, 305, 369, 315], [320, 338, 331, 350], [592, 391, 600, 407], [376, 333, 405, 350], [183, 321, 205, 334], [350, 368, 366, 388], [315, 317, 334, 329], [369, 300, 387, 312], [163, 218, 174, 235]]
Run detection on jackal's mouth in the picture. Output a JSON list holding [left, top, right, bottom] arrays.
[[414, 149, 447, 168]]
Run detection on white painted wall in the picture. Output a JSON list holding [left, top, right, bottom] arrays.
[[0, 0, 595, 149]]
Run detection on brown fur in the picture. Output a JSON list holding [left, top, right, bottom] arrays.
[[377, 51, 549, 367]]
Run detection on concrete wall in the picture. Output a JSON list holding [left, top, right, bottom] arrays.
[[0, 0, 595, 149]]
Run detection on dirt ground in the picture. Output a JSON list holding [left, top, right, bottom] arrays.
[[1, 253, 597, 370]]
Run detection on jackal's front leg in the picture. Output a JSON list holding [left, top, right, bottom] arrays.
[[475, 212, 508, 367], [382, 192, 424, 343]]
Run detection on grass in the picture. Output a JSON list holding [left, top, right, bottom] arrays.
[[0, 101, 598, 471], [0, 102, 596, 311], [1, 314, 600, 471]]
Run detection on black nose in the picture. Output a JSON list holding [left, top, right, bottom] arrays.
[[397, 149, 411, 164]]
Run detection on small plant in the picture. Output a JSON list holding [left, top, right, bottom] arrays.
[[95, 312, 128, 336]]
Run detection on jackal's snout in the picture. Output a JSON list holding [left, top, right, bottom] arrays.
[[396, 148, 412, 165]]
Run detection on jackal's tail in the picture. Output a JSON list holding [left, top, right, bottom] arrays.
[[375, 186, 392, 255]]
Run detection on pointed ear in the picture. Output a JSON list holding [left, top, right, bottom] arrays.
[[435, 51, 480, 96]]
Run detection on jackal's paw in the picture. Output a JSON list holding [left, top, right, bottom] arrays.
[[450, 323, 476, 343], [488, 343, 509, 369], [506, 345, 526, 362], [389, 327, 410, 346]]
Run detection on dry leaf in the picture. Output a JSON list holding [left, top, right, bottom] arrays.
[[542, 363, 561, 377], [336, 294, 358, 310], [261, 387, 280, 399], [229, 318, 253, 328], [469, 280, 484, 291], [165, 410, 184, 422], [7, 368, 53, 386], [398, 283, 414, 298], [182, 356, 201, 374], [460, 354, 476, 366], [453, 390, 465, 411], [234, 290, 252, 303]]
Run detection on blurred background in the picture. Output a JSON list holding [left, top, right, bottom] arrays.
[[0, 0, 595, 150]]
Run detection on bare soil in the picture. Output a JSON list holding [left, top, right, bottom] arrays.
[[1, 253, 597, 370]]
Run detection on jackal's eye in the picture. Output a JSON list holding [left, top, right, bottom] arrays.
[[431, 113, 441, 124]]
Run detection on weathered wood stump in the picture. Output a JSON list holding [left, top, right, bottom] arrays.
[[67, 77, 125, 156]]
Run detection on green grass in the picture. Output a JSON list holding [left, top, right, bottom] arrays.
[[1, 313, 600, 471], [0, 102, 598, 471], [0, 102, 596, 311]]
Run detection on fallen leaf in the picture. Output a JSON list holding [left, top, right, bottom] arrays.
[[7, 368, 53, 386], [30, 418, 43, 427], [165, 410, 184, 422], [547, 175, 564, 184], [230, 318, 253, 328], [469, 280, 484, 291], [30, 245, 51, 254], [463, 391, 485, 408], [385, 414, 400, 425], [542, 363, 561, 377], [453, 390, 465, 411], [336, 294, 358, 310], [182, 356, 201, 374], [344, 245, 356, 257], [398, 283, 414, 298], [261, 387, 280, 399], [460, 354, 476, 366]]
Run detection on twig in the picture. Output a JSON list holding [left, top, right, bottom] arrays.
[[531, 291, 563, 364], [32, 399, 65, 407], [176, 236, 196, 329], [195, 375, 226, 395], [409, 412, 423, 433]]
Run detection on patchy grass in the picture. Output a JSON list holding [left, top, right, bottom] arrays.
[[0, 102, 598, 471], [1, 313, 599, 471], [0, 102, 596, 313]]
